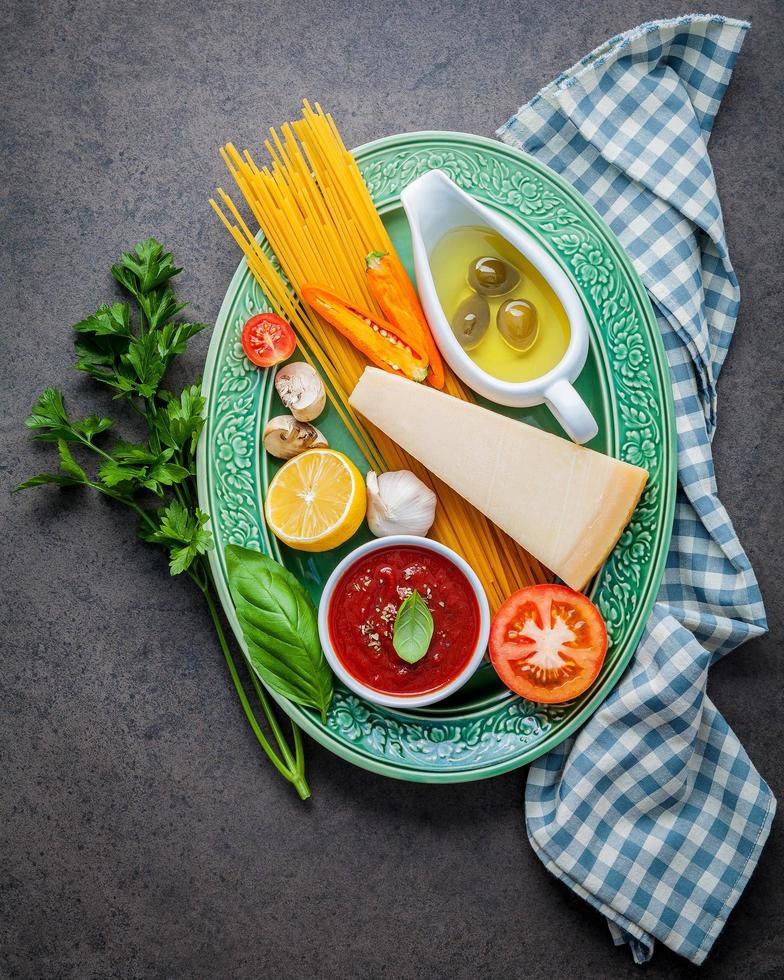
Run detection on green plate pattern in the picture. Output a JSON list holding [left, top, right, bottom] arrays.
[[197, 132, 676, 783]]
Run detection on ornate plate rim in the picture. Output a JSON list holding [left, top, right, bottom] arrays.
[[197, 130, 677, 783]]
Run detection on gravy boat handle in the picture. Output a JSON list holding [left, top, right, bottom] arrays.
[[544, 379, 598, 445]]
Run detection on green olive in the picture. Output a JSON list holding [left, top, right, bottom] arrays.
[[451, 294, 490, 351], [467, 255, 520, 296], [497, 299, 539, 352]]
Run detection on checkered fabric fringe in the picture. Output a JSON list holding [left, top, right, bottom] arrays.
[[497, 14, 774, 965]]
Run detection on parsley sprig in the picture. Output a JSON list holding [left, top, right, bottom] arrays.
[[15, 239, 309, 799]]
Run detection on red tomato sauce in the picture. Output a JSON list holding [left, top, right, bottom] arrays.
[[328, 545, 480, 696]]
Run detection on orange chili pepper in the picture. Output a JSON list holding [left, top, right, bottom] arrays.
[[301, 284, 429, 383], [365, 251, 445, 389]]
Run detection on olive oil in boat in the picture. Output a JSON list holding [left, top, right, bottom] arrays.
[[429, 225, 570, 383]]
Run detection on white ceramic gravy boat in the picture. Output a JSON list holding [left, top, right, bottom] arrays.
[[400, 169, 598, 444]]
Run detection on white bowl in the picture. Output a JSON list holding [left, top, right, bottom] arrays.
[[317, 535, 490, 709], [400, 169, 598, 445]]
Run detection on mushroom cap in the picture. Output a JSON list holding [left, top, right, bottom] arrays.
[[274, 362, 326, 422], [262, 415, 328, 459]]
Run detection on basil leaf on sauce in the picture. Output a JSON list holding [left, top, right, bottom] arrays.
[[225, 544, 333, 722], [392, 590, 434, 665]]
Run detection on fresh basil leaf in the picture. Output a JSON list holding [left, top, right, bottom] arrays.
[[17, 239, 311, 796], [393, 590, 434, 664], [225, 544, 333, 722]]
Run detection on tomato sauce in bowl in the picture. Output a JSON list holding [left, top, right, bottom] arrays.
[[327, 543, 481, 698]]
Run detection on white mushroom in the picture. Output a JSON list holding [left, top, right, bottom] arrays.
[[262, 416, 328, 460], [274, 362, 326, 422]]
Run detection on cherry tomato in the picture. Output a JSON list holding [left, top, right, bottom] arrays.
[[241, 313, 296, 368], [489, 585, 608, 704]]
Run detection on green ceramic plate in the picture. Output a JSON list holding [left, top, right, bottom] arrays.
[[197, 132, 676, 783]]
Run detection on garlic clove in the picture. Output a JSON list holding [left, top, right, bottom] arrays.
[[365, 469, 437, 538], [263, 415, 328, 459], [274, 362, 326, 422]]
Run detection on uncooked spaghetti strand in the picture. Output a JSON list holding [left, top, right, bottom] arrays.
[[210, 199, 385, 472], [213, 103, 550, 602]]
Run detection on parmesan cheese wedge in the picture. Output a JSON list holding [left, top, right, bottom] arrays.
[[349, 368, 648, 590]]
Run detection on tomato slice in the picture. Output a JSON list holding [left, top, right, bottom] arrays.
[[489, 585, 608, 704], [241, 313, 296, 367]]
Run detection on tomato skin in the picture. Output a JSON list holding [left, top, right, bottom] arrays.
[[241, 313, 296, 367], [489, 584, 608, 704]]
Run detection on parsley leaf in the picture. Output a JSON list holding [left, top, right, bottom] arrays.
[[24, 388, 110, 445], [17, 236, 311, 798], [73, 302, 132, 338], [139, 286, 186, 331], [73, 303, 133, 386], [97, 460, 147, 491], [140, 500, 213, 574], [155, 320, 207, 360], [57, 440, 88, 482], [73, 415, 114, 440], [146, 458, 191, 493], [156, 385, 205, 455], [24, 388, 76, 442], [111, 238, 181, 298], [75, 250, 205, 402], [14, 435, 89, 493], [14, 473, 84, 491], [121, 334, 167, 397], [98, 442, 189, 496]]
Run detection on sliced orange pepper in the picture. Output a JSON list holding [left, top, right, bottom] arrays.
[[365, 251, 445, 389], [302, 284, 429, 383]]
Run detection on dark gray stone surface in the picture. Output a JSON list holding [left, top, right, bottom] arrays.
[[2, 1, 782, 977]]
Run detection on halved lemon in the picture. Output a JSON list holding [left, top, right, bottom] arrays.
[[264, 449, 366, 552]]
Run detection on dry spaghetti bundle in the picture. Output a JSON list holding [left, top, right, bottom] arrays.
[[211, 101, 547, 610]]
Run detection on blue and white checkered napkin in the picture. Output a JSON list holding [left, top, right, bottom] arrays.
[[497, 14, 774, 965]]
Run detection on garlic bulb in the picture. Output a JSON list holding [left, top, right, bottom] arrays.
[[366, 470, 437, 538], [263, 416, 328, 459], [274, 362, 326, 422]]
